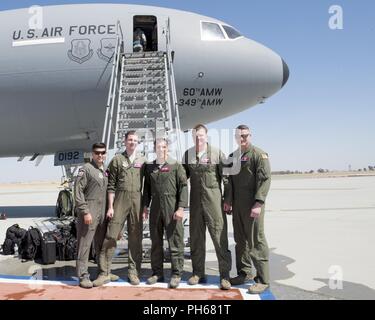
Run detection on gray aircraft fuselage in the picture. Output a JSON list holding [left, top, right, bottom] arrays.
[[0, 4, 288, 157]]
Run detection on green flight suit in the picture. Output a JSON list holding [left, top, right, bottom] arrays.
[[98, 151, 146, 277], [183, 144, 232, 279], [75, 161, 108, 279], [143, 159, 188, 277], [225, 145, 271, 285]]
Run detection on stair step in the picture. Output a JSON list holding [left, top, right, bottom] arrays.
[[120, 100, 166, 106], [121, 90, 165, 97], [118, 116, 166, 122], [124, 57, 164, 64], [124, 52, 164, 59], [120, 98, 166, 105], [116, 128, 160, 134], [119, 108, 165, 115], [121, 84, 165, 92], [119, 109, 164, 115], [120, 101, 167, 107], [120, 98, 166, 104], [120, 92, 166, 98], [117, 129, 158, 136], [118, 112, 164, 120], [123, 63, 164, 72], [122, 77, 165, 84], [123, 71, 165, 78]]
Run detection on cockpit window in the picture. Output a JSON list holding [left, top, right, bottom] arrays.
[[222, 25, 242, 39], [201, 22, 225, 40]]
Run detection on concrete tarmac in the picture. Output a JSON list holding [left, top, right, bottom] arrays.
[[266, 174, 375, 300], [0, 174, 374, 300]]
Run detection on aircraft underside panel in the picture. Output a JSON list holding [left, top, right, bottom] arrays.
[[0, 90, 107, 157]]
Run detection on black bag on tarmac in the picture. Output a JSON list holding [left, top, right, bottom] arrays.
[[1, 224, 27, 255], [2, 238, 14, 255], [65, 235, 77, 261], [53, 219, 77, 261], [53, 232, 66, 261], [19, 227, 42, 261]]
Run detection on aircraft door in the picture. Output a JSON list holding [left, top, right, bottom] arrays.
[[154, 15, 170, 52], [131, 15, 162, 53]]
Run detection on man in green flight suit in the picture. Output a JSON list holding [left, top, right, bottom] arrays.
[[182, 124, 232, 290], [75, 142, 109, 289], [224, 124, 271, 294], [143, 138, 188, 288], [94, 131, 146, 286]]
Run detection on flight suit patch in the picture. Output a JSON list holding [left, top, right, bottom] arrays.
[[241, 156, 250, 161], [77, 169, 85, 177], [261, 153, 269, 159], [201, 158, 211, 164], [160, 166, 170, 172], [122, 161, 130, 168], [133, 163, 142, 168], [98, 172, 103, 179]]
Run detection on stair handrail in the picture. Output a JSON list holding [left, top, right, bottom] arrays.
[[102, 20, 124, 149], [165, 18, 182, 160]]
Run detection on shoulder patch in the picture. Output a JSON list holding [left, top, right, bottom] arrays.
[[160, 166, 170, 173], [261, 153, 269, 159], [77, 168, 85, 177], [201, 158, 211, 164]]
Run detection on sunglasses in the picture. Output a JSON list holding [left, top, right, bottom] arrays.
[[93, 151, 106, 155], [235, 134, 250, 139]]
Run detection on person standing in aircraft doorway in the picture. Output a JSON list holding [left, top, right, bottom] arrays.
[[224, 124, 271, 294], [133, 28, 147, 52]]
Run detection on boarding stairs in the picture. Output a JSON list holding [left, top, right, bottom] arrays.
[[100, 21, 186, 261], [102, 20, 182, 161]]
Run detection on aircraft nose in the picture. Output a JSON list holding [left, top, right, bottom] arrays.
[[281, 58, 289, 88]]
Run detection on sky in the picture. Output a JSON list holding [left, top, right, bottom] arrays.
[[0, 0, 374, 182]]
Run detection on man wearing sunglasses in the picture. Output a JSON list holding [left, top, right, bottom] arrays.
[[94, 131, 146, 287], [75, 142, 108, 289], [224, 125, 271, 294]]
